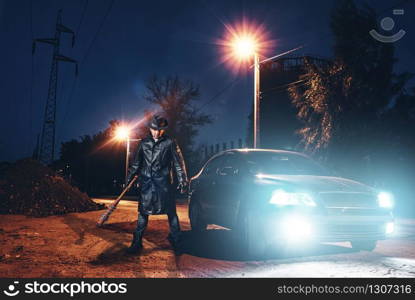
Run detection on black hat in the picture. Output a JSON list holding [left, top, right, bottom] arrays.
[[148, 115, 168, 130]]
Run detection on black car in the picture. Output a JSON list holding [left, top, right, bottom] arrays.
[[189, 149, 394, 256]]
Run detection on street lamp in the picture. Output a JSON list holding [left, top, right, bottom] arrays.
[[225, 25, 302, 149], [230, 35, 261, 148], [115, 126, 129, 141], [115, 126, 140, 185]]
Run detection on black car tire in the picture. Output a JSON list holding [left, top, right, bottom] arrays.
[[350, 240, 377, 251], [189, 201, 208, 232], [236, 210, 267, 258]]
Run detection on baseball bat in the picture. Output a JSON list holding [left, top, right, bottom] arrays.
[[96, 175, 138, 227]]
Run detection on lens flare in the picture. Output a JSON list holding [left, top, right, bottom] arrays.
[[377, 192, 394, 208], [232, 36, 257, 59], [216, 18, 275, 74], [115, 126, 130, 141], [386, 222, 394, 234], [93, 113, 152, 153]]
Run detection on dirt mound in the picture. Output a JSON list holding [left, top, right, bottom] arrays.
[[0, 159, 105, 217]]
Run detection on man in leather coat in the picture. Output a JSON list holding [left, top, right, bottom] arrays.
[[125, 115, 188, 255]]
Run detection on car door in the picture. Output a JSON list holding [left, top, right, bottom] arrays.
[[196, 154, 226, 223], [215, 152, 244, 228]]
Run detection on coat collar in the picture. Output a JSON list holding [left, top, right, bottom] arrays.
[[147, 134, 168, 144]]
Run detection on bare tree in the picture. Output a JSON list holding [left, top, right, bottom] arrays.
[[143, 75, 212, 174]]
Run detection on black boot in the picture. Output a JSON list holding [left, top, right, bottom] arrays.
[[167, 233, 183, 256], [126, 232, 143, 255]]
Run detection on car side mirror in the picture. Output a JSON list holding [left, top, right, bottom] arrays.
[[219, 166, 238, 176]]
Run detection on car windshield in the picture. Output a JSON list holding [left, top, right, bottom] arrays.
[[244, 152, 330, 176]]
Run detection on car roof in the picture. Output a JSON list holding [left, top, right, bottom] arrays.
[[206, 148, 311, 165], [191, 148, 311, 180], [224, 148, 310, 157]]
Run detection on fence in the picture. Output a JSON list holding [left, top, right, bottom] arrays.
[[202, 138, 246, 161]]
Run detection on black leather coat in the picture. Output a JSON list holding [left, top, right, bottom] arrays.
[[126, 134, 188, 215]]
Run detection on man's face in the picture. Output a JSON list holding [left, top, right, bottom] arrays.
[[150, 128, 165, 139]]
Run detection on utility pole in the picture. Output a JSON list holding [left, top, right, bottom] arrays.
[[253, 52, 260, 148], [33, 9, 78, 166]]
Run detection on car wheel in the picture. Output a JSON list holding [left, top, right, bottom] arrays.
[[236, 210, 267, 258], [189, 201, 207, 232], [350, 240, 377, 251]]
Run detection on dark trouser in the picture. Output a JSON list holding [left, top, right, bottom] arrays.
[[134, 209, 181, 245]]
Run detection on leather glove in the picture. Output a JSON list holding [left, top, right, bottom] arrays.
[[125, 175, 138, 189], [177, 181, 188, 194]]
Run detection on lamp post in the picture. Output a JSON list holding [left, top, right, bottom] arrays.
[[115, 126, 140, 186], [229, 32, 303, 149], [253, 52, 260, 149], [231, 36, 261, 148]]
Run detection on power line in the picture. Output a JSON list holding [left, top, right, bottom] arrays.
[[194, 69, 306, 116], [80, 0, 114, 66], [58, 0, 89, 124], [58, 0, 89, 137], [75, 0, 89, 36], [194, 77, 241, 114], [261, 79, 307, 94], [59, 0, 114, 141]]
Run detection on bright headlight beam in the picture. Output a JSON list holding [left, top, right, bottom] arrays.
[[386, 222, 394, 234], [280, 215, 313, 243], [256, 173, 264, 179], [378, 192, 394, 208]]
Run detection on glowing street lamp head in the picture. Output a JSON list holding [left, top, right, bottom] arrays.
[[115, 126, 130, 141], [217, 18, 274, 74], [232, 35, 257, 59]]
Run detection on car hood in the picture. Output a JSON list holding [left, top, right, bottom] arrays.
[[254, 174, 375, 194]]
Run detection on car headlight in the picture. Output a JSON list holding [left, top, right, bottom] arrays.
[[386, 222, 394, 234], [280, 215, 314, 242], [377, 192, 394, 208], [269, 189, 316, 206]]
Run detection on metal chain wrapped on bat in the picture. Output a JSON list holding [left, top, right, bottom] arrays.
[[96, 175, 138, 227]]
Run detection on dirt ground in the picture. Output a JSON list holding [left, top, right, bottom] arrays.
[[0, 198, 239, 278], [0, 199, 184, 277], [1, 198, 415, 278]]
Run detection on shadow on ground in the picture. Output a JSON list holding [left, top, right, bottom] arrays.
[[89, 243, 137, 265], [179, 229, 358, 261], [62, 214, 140, 266], [62, 214, 358, 263]]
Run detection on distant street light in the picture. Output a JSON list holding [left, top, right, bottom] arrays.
[[115, 126, 130, 141], [115, 125, 140, 185]]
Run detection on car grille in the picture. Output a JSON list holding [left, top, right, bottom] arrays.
[[319, 192, 377, 207], [319, 192, 382, 216], [325, 207, 385, 216]]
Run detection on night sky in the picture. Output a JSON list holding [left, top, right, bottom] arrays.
[[1, 0, 414, 162]]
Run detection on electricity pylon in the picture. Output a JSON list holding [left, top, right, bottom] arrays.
[[33, 9, 78, 165]]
